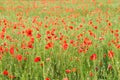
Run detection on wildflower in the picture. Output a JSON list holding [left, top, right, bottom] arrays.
[[108, 50, 114, 58], [69, 26, 73, 29], [26, 29, 32, 37], [34, 56, 41, 62], [88, 30, 96, 38], [27, 42, 33, 49], [94, 26, 98, 29], [0, 46, 4, 53], [30, 37, 34, 43], [10, 47, 14, 55], [89, 71, 94, 77], [70, 40, 74, 44], [65, 69, 71, 74], [108, 64, 112, 70], [78, 48, 83, 53], [46, 77, 50, 80], [36, 33, 41, 38], [84, 38, 92, 46], [16, 54, 23, 62], [3, 70, 9, 76], [45, 42, 53, 49], [108, 22, 112, 26], [116, 44, 120, 49], [90, 54, 97, 60], [63, 77, 69, 80], [62, 41, 68, 50], [0, 32, 4, 39], [21, 43, 27, 49]]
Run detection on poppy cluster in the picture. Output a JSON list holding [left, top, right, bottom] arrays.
[[0, 0, 120, 80]]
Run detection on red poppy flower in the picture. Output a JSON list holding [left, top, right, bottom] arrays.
[[65, 69, 71, 74], [89, 71, 94, 77], [70, 40, 74, 44], [10, 47, 14, 55], [83, 38, 92, 46], [36, 33, 41, 38], [34, 56, 41, 62], [62, 41, 68, 50], [16, 54, 23, 62], [69, 26, 73, 29], [0, 32, 4, 39], [26, 29, 33, 37], [90, 54, 97, 60], [27, 42, 33, 49], [30, 37, 34, 43], [21, 43, 27, 49], [3, 70, 9, 76], [45, 42, 53, 49], [108, 50, 114, 58], [116, 44, 120, 49], [0, 46, 4, 53], [46, 77, 50, 80]]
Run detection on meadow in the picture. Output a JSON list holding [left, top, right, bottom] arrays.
[[0, 0, 120, 80]]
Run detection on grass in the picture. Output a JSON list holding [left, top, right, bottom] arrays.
[[0, 0, 120, 80]]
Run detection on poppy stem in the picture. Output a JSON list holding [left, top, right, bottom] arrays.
[[43, 61, 46, 80]]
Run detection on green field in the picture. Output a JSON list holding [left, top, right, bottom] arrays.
[[0, 0, 120, 80]]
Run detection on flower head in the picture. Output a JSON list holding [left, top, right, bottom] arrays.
[[90, 53, 97, 60], [34, 56, 41, 62]]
